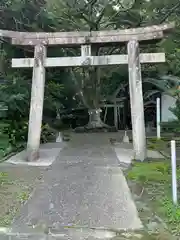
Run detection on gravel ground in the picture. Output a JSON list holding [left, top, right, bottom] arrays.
[[0, 164, 46, 227]]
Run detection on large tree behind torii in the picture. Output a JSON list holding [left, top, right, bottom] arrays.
[[45, 0, 180, 130], [46, 0, 137, 130]]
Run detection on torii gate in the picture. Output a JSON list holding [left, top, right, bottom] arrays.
[[0, 22, 174, 162]]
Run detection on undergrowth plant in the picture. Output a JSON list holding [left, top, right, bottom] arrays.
[[0, 75, 64, 158], [127, 160, 180, 235], [128, 161, 171, 183]]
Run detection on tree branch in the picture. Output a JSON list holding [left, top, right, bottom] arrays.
[[95, 7, 106, 27], [158, 0, 180, 24]]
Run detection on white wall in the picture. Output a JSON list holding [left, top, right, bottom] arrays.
[[161, 94, 177, 122]]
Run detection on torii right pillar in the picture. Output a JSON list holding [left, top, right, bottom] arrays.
[[127, 40, 147, 161]]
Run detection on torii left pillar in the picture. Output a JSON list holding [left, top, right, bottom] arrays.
[[27, 44, 46, 161]]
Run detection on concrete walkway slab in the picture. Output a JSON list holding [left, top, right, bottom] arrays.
[[6, 143, 65, 167], [10, 133, 142, 239], [114, 142, 164, 166]]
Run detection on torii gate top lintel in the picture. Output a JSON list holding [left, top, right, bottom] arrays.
[[0, 22, 175, 46]]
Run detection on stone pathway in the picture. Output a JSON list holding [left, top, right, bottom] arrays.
[[5, 133, 142, 239]]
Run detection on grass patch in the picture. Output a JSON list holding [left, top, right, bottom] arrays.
[[0, 171, 10, 186], [147, 138, 168, 152], [147, 136, 180, 153], [127, 160, 180, 235]]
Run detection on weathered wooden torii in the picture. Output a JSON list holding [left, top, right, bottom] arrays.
[[0, 23, 174, 162]]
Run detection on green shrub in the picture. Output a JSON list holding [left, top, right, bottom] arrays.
[[2, 120, 28, 147], [160, 197, 180, 225], [41, 124, 56, 143], [161, 120, 180, 133], [0, 122, 11, 158], [0, 76, 64, 154]]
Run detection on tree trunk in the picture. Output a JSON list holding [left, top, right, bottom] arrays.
[[87, 109, 105, 128], [75, 108, 117, 132]]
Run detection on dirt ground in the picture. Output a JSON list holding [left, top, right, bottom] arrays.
[[0, 164, 46, 227]]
